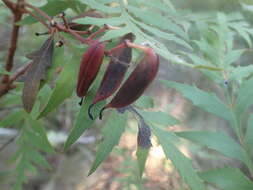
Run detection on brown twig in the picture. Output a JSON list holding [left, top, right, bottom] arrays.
[[23, 8, 51, 30], [1, 0, 15, 12], [9, 62, 32, 83], [2, 0, 24, 84], [24, 2, 52, 21]]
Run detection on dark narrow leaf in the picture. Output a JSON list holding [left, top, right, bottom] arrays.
[[136, 120, 151, 177], [22, 36, 54, 113], [200, 167, 253, 190], [88, 110, 128, 175], [137, 120, 152, 149]]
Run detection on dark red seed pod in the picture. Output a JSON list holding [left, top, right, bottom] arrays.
[[76, 40, 105, 98], [92, 33, 135, 105], [99, 47, 159, 119]]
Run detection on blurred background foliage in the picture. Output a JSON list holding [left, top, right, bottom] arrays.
[[1, 0, 253, 189]]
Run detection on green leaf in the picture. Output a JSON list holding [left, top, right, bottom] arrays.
[[200, 167, 253, 190], [245, 114, 253, 154], [137, 109, 180, 127], [136, 146, 149, 178], [38, 52, 80, 119], [80, 0, 120, 13], [152, 126, 206, 190], [224, 50, 245, 66], [176, 131, 247, 163], [134, 95, 154, 109], [100, 27, 131, 41], [133, 20, 192, 50], [17, 1, 70, 25], [25, 115, 54, 154], [88, 110, 128, 175], [235, 77, 253, 115], [230, 65, 253, 82], [75, 16, 124, 27], [0, 110, 25, 127], [126, 5, 187, 40], [161, 80, 233, 121], [28, 150, 51, 169], [64, 83, 106, 150]]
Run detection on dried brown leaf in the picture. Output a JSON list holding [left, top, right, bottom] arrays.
[[22, 36, 54, 113]]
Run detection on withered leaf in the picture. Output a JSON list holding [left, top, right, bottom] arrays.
[[138, 119, 152, 148], [22, 36, 54, 113]]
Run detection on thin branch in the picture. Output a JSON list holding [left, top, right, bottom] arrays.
[[23, 8, 50, 30], [24, 3, 52, 21], [2, 0, 24, 84], [9, 61, 32, 83], [1, 0, 15, 12]]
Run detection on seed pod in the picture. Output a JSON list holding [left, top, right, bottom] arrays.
[[76, 40, 105, 98], [92, 33, 135, 104], [99, 48, 159, 119], [88, 34, 134, 119]]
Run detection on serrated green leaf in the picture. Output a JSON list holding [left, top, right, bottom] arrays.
[[136, 146, 149, 178], [200, 167, 253, 190], [101, 27, 131, 41], [224, 50, 245, 66], [186, 53, 223, 83], [176, 131, 247, 163], [230, 65, 253, 81], [88, 110, 128, 175], [230, 23, 252, 47], [64, 73, 106, 150], [138, 109, 179, 127], [80, 0, 120, 13], [76, 16, 124, 27], [28, 150, 51, 169], [0, 110, 25, 127], [126, 5, 187, 40], [38, 53, 79, 119], [131, 18, 192, 50], [235, 77, 253, 115], [161, 80, 233, 122], [25, 116, 54, 154], [152, 126, 206, 190], [134, 95, 154, 109]]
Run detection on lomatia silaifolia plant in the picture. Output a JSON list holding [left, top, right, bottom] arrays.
[[1, 0, 253, 189]]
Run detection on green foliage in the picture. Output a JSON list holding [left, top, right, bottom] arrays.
[[200, 167, 253, 190], [88, 110, 128, 175], [2, 0, 253, 189], [152, 126, 206, 190]]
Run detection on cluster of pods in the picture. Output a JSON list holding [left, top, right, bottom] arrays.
[[76, 32, 160, 119]]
